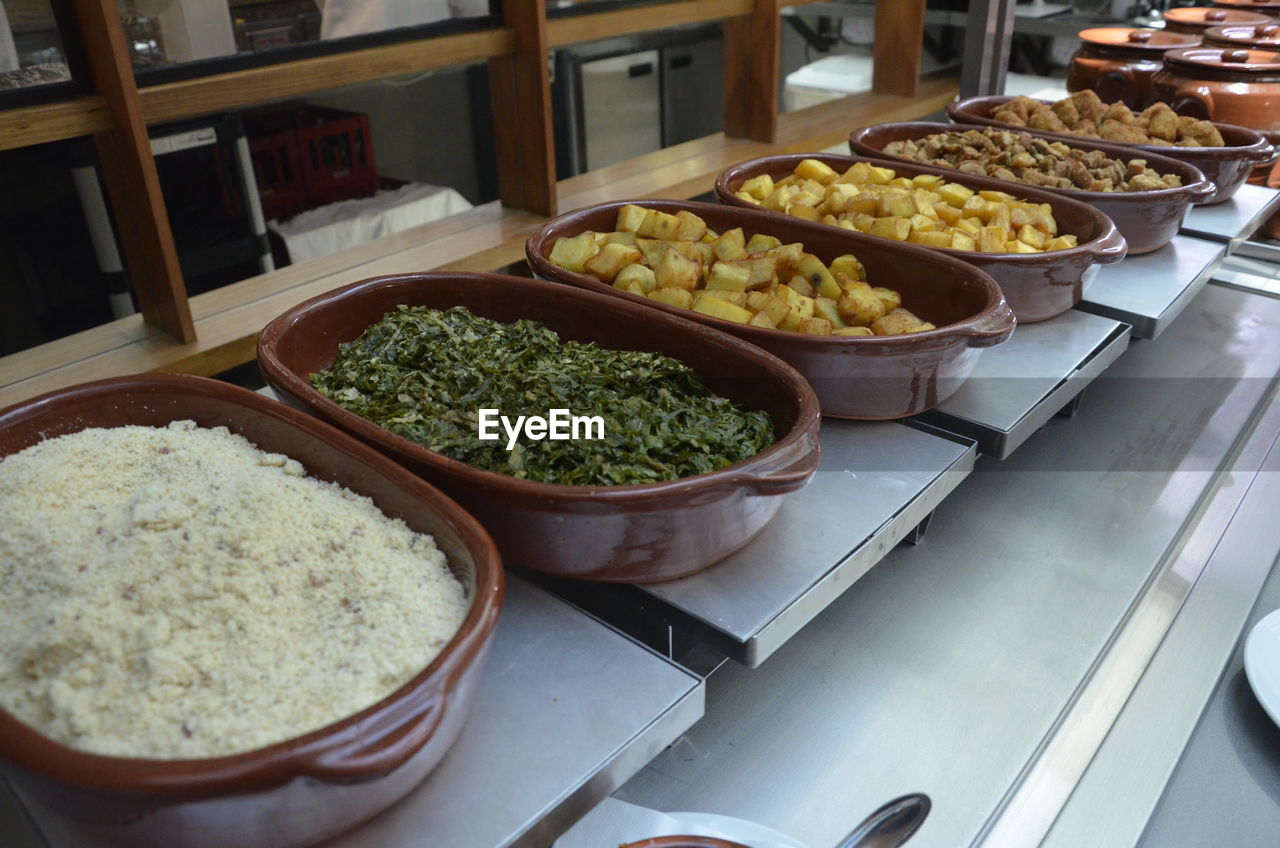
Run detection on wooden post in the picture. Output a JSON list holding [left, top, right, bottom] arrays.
[[74, 0, 196, 343], [488, 0, 557, 216], [872, 0, 927, 98], [723, 0, 781, 142]]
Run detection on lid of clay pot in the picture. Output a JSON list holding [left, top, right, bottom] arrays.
[[1166, 7, 1275, 29], [1164, 45, 1280, 71], [1205, 22, 1280, 46], [1210, 0, 1280, 10], [1078, 27, 1200, 51]]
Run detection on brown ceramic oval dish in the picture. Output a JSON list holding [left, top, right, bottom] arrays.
[[258, 272, 821, 583], [1164, 6, 1273, 36], [713, 154, 1126, 322], [527, 199, 1014, 419], [0, 374, 505, 848], [1067, 28, 1201, 108], [621, 838, 752, 848], [1150, 47, 1280, 143], [849, 121, 1212, 254], [948, 94, 1277, 203]]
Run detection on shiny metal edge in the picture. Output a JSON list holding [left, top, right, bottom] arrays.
[[1180, 187, 1280, 246], [970, 381, 1280, 848], [1041, 393, 1280, 848], [1076, 246, 1223, 340], [509, 683, 706, 848], [747, 439, 977, 665]]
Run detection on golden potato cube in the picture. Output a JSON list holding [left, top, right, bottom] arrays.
[[739, 257, 778, 291], [748, 310, 776, 329], [691, 241, 717, 268], [834, 326, 875, 336], [800, 179, 828, 198], [888, 177, 915, 190], [1046, 235, 1079, 251], [813, 296, 848, 328], [869, 217, 912, 241], [1039, 204, 1059, 236], [829, 254, 866, 283], [637, 209, 682, 239], [877, 189, 917, 219], [989, 204, 1012, 231], [1004, 240, 1039, 254], [634, 237, 667, 267], [838, 281, 888, 326], [741, 173, 775, 201], [706, 261, 752, 292], [799, 317, 834, 335], [764, 185, 798, 211], [837, 162, 874, 185], [654, 247, 700, 290], [845, 193, 880, 217], [796, 158, 839, 186], [872, 307, 929, 335], [914, 200, 940, 220], [821, 213, 839, 227], [852, 213, 875, 233], [979, 189, 1015, 203], [615, 262, 657, 293], [950, 231, 977, 252], [872, 287, 902, 312], [779, 309, 805, 331], [745, 233, 782, 253], [934, 203, 963, 226], [712, 227, 747, 261], [702, 229, 719, 242], [975, 201, 1004, 225], [1017, 224, 1047, 249], [736, 190, 760, 204], [692, 295, 752, 324], [746, 291, 791, 325], [939, 182, 975, 208], [912, 174, 946, 189], [615, 204, 648, 232], [788, 203, 822, 222], [772, 282, 801, 308], [699, 290, 748, 307], [604, 231, 638, 247], [793, 293, 816, 319], [794, 253, 839, 299], [675, 210, 708, 241], [768, 243, 805, 280], [955, 217, 983, 236], [614, 279, 647, 296], [583, 242, 642, 282], [978, 226, 1010, 253], [548, 233, 600, 273], [867, 165, 897, 185], [785, 274, 814, 298], [648, 287, 694, 310], [908, 213, 938, 233], [908, 231, 953, 249], [793, 190, 823, 210]]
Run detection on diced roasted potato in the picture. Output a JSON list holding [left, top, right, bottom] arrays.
[[1046, 235, 1078, 251], [712, 227, 747, 261], [614, 279, 647, 296], [747, 291, 792, 326], [872, 307, 933, 335], [741, 173, 775, 202], [908, 231, 953, 249], [699, 290, 748, 307], [813, 296, 847, 328], [748, 310, 776, 329], [1017, 224, 1047, 249], [706, 261, 752, 292], [1004, 239, 1038, 254], [636, 209, 682, 240], [654, 247, 699, 290], [676, 210, 708, 241], [787, 203, 822, 222], [869, 217, 911, 241], [548, 233, 600, 273], [746, 233, 782, 253], [829, 254, 866, 283], [978, 226, 1010, 253], [796, 253, 840, 299], [871, 286, 901, 313], [615, 204, 648, 233], [785, 274, 814, 298], [796, 158, 839, 185], [833, 326, 875, 336], [799, 317, 834, 335], [648, 287, 694, 310], [613, 262, 657, 294], [950, 231, 977, 252], [583, 242, 642, 282], [692, 295, 752, 324], [837, 281, 888, 326], [604, 231, 638, 247]]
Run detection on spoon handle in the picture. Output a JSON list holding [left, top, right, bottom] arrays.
[[833, 793, 931, 848]]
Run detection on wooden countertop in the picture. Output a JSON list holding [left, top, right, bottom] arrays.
[[0, 77, 958, 409]]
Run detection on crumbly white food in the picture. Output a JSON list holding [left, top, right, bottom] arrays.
[[0, 421, 468, 759]]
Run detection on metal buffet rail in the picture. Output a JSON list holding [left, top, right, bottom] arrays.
[[1, 186, 1277, 847]]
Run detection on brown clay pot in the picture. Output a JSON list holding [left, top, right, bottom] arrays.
[[1211, 0, 1280, 13], [848, 121, 1212, 251], [1164, 6, 1273, 36], [258, 272, 821, 583], [948, 94, 1277, 203], [1150, 47, 1280, 144], [621, 838, 752, 848], [1067, 28, 1201, 109], [711, 154, 1127, 322], [0, 374, 505, 848], [527, 199, 1015, 420], [1205, 21, 1280, 48]]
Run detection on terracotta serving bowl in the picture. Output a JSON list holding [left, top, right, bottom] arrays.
[[527, 199, 1014, 419], [622, 838, 751, 848], [712, 154, 1126, 322], [258, 272, 821, 583], [1067, 27, 1201, 109], [1165, 6, 1273, 36], [948, 94, 1277, 203], [1150, 46, 1280, 143], [0, 374, 505, 848], [848, 121, 1213, 253]]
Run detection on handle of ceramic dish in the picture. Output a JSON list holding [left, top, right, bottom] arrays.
[[1189, 179, 1217, 202], [1248, 142, 1277, 164], [961, 304, 1016, 349], [296, 695, 446, 782], [743, 448, 821, 497], [1087, 228, 1128, 266]]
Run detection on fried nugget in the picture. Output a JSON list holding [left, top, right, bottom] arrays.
[[1099, 119, 1149, 143], [1028, 109, 1069, 133], [1101, 102, 1136, 125], [1181, 119, 1224, 147], [1068, 89, 1106, 122]]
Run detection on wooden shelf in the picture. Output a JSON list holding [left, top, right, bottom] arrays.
[[0, 77, 959, 409]]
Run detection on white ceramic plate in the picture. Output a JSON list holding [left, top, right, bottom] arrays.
[[665, 811, 811, 848], [1244, 608, 1280, 727]]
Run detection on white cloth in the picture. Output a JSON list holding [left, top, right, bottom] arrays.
[[317, 0, 490, 39], [268, 182, 473, 264], [0, 6, 18, 73]]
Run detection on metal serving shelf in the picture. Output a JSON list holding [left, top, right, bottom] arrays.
[[1076, 234, 1227, 339], [1181, 184, 1280, 246], [1, 577, 703, 848], [913, 310, 1130, 459], [549, 421, 976, 668]]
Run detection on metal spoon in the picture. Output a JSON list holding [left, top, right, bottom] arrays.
[[833, 793, 931, 848]]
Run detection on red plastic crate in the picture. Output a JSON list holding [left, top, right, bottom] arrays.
[[246, 129, 306, 220], [295, 107, 378, 207]]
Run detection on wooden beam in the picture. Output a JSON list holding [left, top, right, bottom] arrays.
[[0, 97, 111, 152], [488, 0, 556, 216], [546, 0, 752, 47], [724, 0, 781, 142], [872, 0, 926, 97], [139, 28, 514, 125], [74, 0, 195, 343]]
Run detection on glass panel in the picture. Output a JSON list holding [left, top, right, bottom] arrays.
[[0, 0, 73, 91]]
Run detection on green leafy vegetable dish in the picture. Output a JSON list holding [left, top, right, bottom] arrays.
[[311, 305, 775, 486]]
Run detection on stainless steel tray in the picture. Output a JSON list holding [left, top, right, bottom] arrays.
[[1181, 184, 1280, 246]]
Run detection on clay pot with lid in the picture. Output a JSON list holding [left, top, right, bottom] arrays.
[[1067, 28, 1201, 108], [1205, 21, 1280, 48], [1151, 46, 1280, 143], [1164, 7, 1273, 35], [1211, 0, 1280, 14]]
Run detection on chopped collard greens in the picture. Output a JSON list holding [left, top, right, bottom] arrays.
[[311, 305, 775, 486]]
